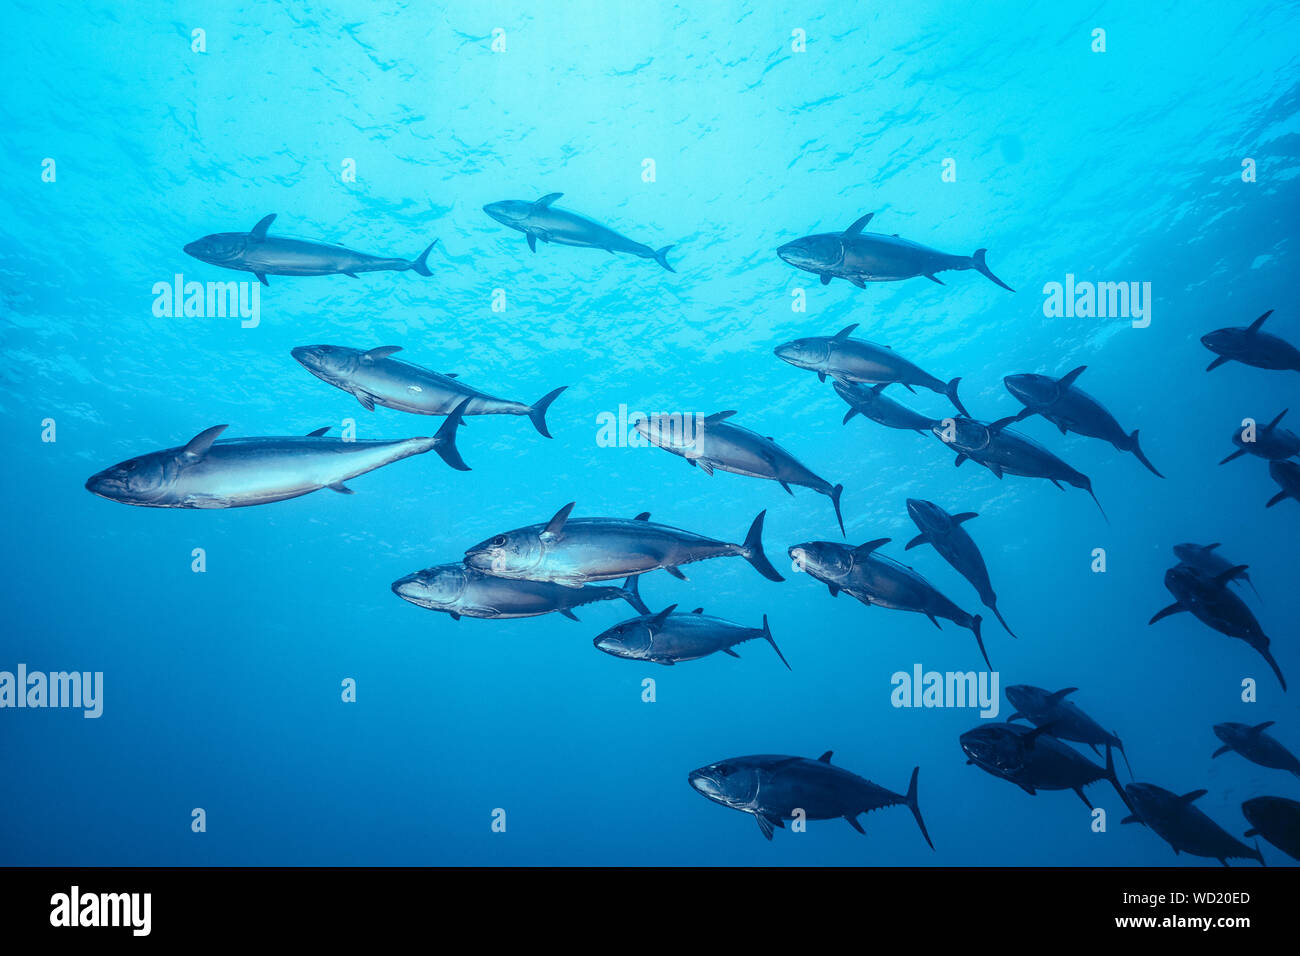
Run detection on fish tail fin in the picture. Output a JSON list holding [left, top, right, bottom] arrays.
[[1105, 743, 1134, 812], [411, 239, 437, 276], [971, 248, 1014, 291], [903, 767, 935, 850], [990, 601, 1017, 639], [829, 483, 845, 537], [528, 386, 568, 439], [971, 614, 991, 669], [945, 376, 968, 417], [1259, 642, 1288, 691], [653, 244, 675, 273], [431, 398, 471, 471], [619, 574, 650, 615], [1126, 428, 1164, 478], [760, 614, 791, 670], [741, 510, 785, 582]]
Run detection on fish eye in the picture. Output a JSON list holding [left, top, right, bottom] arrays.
[[491, 535, 507, 547], [716, 764, 733, 777]]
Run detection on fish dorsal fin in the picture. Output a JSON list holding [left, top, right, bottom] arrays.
[[853, 537, 890, 560], [705, 410, 737, 424], [249, 214, 276, 240], [1251, 721, 1276, 733], [832, 324, 859, 342], [843, 213, 874, 235], [988, 416, 1020, 433], [633, 511, 651, 521], [1246, 310, 1273, 334], [1048, 687, 1078, 704], [1214, 564, 1249, 587], [535, 192, 563, 207], [306, 426, 330, 437], [1057, 366, 1087, 389], [1180, 789, 1208, 803], [1205, 542, 1221, 551], [691, 607, 704, 614], [649, 605, 677, 627], [362, 346, 403, 363], [952, 511, 978, 524], [544, 502, 575, 536], [818, 751, 833, 763], [181, 424, 228, 460], [1266, 408, 1288, 430]]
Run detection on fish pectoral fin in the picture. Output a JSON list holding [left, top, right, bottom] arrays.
[[327, 482, 354, 495], [448, 612, 460, 621], [1148, 601, 1186, 625], [924, 274, 944, 285], [1212, 744, 1232, 758], [722, 648, 740, 658], [1019, 784, 1037, 796], [819, 273, 832, 286], [845, 814, 866, 834], [343, 271, 359, 278], [559, 608, 580, 621], [926, 614, 943, 630], [1206, 355, 1228, 371], [354, 391, 376, 412], [904, 533, 927, 551], [697, 459, 715, 476], [827, 584, 840, 597], [1120, 814, 1143, 825], [755, 815, 776, 841], [527, 233, 537, 253], [847, 276, 866, 289], [817, 371, 827, 383], [778, 479, 793, 495], [664, 565, 688, 580], [254, 272, 268, 286]]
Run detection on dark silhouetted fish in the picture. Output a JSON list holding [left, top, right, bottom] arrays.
[[594, 605, 789, 668], [1212, 721, 1300, 779], [776, 211, 1012, 290], [932, 416, 1106, 519], [905, 498, 1015, 637], [1218, 408, 1300, 464], [688, 751, 933, 846], [834, 381, 938, 434], [483, 193, 674, 271], [464, 504, 784, 587], [789, 538, 989, 667], [1266, 460, 1300, 509], [1241, 796, 1300, 862], [636, 410, 845, 535], [1122, 783, 1265, 866], [1004, 684, 1130, 776], [960, 722, 1130, 810], [1173, 542, 1259, 599], [774, 324, 968, 415], [1004, 366, 1162, 477], [391, 565, 648, 621], [292, 344, 566, 437], [1149, 563, 1286, 691], [184, 213, 434, 285], [1202, 310, 1300, 373]]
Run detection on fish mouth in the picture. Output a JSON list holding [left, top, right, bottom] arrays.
[[391, 575, 441, 608], [482, 203, 520, 226], [772, 342, 809, 367], [776, 241, 819, 269], [182, 241, 204, 259], [687, 769, 721, 798]]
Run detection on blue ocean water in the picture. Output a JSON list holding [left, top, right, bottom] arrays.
[[2, 0, 1298, 866]]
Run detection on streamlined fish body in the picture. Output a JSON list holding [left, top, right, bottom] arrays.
[[1173, 543, 1258, 598], [1123, 783, 1265, 866], [776, 212, 1012, 290], [184, 214, 435, 285], [594, 605, 789, 668], [1004, 366, 1162, 477], [1242, 796, 1300, 862], [1212, 721, 1300, 778], [391, 564, 647, 621], [1219, 408, 1300, 465], [789, 539, 988, 667], [688, 751, 933, 846], [1004, 685, 1127, 767], [775, 324, 968, 415], [933, 416, 1106, 518], [905, 498, 1014, 637], [463, 503, 784, 587], [834, 381, 937, 433], [1149, 564, 1286, 691], [85, 408, 469, 509], [636, 411, 845, 534], [483, 193, 675, 271], [960, 722, 1130, 810], [1267, 460, 1300, 508], [292, 344, 566, 437], [1202, 310, 1300, 373]]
